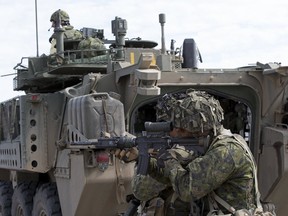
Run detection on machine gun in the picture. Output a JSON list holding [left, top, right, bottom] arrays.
[[71, 121, 203, 175], [80, 27, 104, 40]]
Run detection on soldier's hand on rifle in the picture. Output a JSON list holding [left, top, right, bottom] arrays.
[[114, 147, 139, 162], [167, 145, 196, 166], [149, 155, 181, 185], [148, 145, 194, 184], [157, 145, 195, 167]]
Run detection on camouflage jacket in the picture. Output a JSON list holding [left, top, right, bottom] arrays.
[[49, 25, 83, 54], [141, 132, 257, 214], [49, 25, 83, 42]]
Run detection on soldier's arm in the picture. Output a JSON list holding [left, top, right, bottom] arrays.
[[168, 143, 236, 202], [131, 166, 167, 201]]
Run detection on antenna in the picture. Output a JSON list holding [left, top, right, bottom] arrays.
[[159, 13, 166, 54], [35, 0, 39, 57]]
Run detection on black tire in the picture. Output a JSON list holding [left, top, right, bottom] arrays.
[[0, 181, 13, 216], [32, 183, 62, 216], [11, 181, 37, 216]]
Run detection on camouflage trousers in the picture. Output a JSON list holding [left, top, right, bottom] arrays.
[[208, 209, 275, 216], [140, 197, 165, 216], [139, 197, 193, 216]]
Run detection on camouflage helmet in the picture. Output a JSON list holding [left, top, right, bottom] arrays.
[[155, 89, 224, 136], [50, 9, 70, 22]]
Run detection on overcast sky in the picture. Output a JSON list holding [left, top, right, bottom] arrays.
[[0, 0, 288, 102]]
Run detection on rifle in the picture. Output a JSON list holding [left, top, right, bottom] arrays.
[[123, 195, 141, 216], [71, 121, 203, 175], [71, 122, 203, 216], [80, 27, 104, 40]]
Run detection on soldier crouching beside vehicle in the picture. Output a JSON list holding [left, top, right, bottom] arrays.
[[118, 89, 276, 216]]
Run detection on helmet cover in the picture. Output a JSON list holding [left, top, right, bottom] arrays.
[[155, 89, 224, 136], [50, 9, 70, 22]]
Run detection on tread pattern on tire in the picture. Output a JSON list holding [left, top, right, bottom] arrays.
[[11, 181, 37, 216], [0, 181, 13, 216], [32, 182, 62, 216]]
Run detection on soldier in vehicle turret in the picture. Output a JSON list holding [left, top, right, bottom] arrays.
[[49, 9, 83, 54], [120, 89, 275, 216], [49, 9, 106, 58]]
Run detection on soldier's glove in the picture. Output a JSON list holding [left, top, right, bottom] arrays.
[[148, 145, 194, 185], [162, 158, 181, 178], [149, 157, 180, 185], [168, 145, 196, 166], [157, 145, 195, 168], [113, 147, 139, 162]]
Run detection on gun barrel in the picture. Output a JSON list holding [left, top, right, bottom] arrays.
[[70, 136, 136, 149], [144, 121, 172, 132], [117, 136, 136, 148]]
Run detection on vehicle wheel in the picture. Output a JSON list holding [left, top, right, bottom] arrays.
[[11, 181, 37, 216], [0, 181, 13, 216], [32, 183, 62, 216]]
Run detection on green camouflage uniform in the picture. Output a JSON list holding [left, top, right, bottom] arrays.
[[49, 10, 84, 54], [132, 90, 258, 215], [133, 132, 256, 215], [49, 25, 83, 54], [77, 37, 106, 57], [187, 134, 256, 209]]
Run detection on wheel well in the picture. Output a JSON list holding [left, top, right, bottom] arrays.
[[130, 92, 251, 144]]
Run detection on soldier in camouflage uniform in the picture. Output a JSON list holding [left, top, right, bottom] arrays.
[[130, 89, 274, 216], [49, 9, 83, 54], [77, 36, 106, 57]]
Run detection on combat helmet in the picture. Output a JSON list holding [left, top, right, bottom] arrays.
[[50, 9, 70, 23], [155, 89, 224, 136]]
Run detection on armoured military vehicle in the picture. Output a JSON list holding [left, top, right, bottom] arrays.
[[0, 12, 286, 215]]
